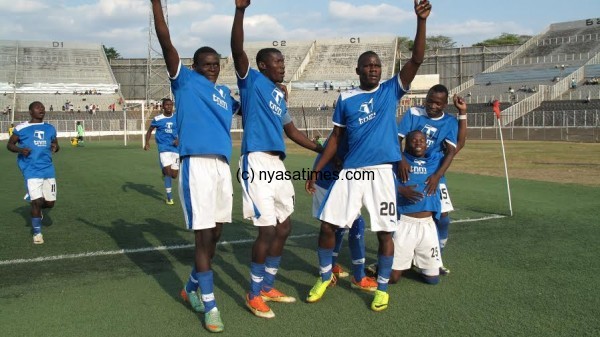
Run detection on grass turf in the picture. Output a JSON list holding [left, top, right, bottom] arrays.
[[0, 140, 599, 336]]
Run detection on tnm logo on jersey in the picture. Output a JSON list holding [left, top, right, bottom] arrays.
[[410, 159, 428, 174], [213, 93, 228, 110], [33, 130, 48, 146], [269, 88, 285, 116], [358, 98, 376, 125], [421, 124, 438, 147]]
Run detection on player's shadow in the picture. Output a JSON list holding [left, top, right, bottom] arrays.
[[13, 205, 54, 228], [79, 217, 186, 306], [121, 181, 164, 202]]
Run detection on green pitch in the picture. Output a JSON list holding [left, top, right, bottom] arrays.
[[0, 141, 599, 336]]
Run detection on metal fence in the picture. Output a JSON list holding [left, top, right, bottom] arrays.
[[1, 110, 598, 143]]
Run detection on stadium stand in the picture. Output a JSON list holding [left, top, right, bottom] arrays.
[[0, 40, 124, 113], [451, 19, 600, 125], [218, 40, 314, 88]]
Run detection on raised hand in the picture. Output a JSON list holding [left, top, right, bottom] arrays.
[[235, 0, 250, 9], [414, 0, 431, 20], [453, 94, 467, 112]]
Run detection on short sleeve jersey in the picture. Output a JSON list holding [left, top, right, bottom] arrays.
[[397, 152, 441, 218], [150, 113, 178, 153], [397, 106, 458, 161], [171, 62, 239, 162], [333, 75, 407, 169], [13, 122, 57, 179], [237, 68, 292, 159]]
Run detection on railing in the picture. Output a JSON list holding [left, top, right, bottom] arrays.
[[290, 40, 316, 83], [483, 26, 550, 73], [1, 109, 597, 143]]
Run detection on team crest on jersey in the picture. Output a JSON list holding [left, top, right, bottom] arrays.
[[421, 124, 438, 146], [414, 159, 426, 166], [165, 122, 174, 134], [33, 130, 48, 146], [269, 88, 285, 116], [359, 98, 374, 114], [213, 87, 228, 110], [358, 98, 376, 124]]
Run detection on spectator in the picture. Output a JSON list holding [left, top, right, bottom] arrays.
[[49, 105, 53, 112], [314, 82, 319, 91], [508, 87, 514, 94], [584, 93, 591, 103], [570, 78, 577, 89]]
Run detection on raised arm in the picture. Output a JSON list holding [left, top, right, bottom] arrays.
[[231, 0, 251, 76], [453, 94, 468, 153], [150, 0, 180, 77], [398, 0, 431, 88]]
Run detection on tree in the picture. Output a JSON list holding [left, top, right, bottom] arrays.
[[425, 35, 456, 49], [472, 33, 532, 47], [103, 45, 121, 60]]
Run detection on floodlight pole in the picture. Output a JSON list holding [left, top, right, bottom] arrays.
[[496, 117, 513, 216], [11, 41, 18, 123]]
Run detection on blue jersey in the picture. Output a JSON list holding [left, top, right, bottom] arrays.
[[333, 75, 407, 169], [397, 152, 441, 218], [171, 62, 239, 162], [237, 68, 292, 158], [397, 106, 458, 162], [313, 134, 349, 189], [13, 122, 57, 180], [150, 113, 178, 153]]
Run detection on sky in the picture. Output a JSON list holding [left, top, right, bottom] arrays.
[[2, 0, 600, 58]]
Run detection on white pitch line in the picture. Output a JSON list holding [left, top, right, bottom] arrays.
[[452, 214, 506, 223], [0, 233, 317, 266], [0, 215, 505, 266]]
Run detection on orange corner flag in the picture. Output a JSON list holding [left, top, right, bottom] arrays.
[[492, 100, 501, 119]]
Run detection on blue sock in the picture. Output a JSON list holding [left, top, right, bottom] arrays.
[[317, 247, 333, 281], [349, 216, 366, 280], [249, 262, 265, 299], [197, 270, 216, 312], [185, 265, 199, 293], [164, 176, 172, 200], [435, 215, 450, 254], [332, 228, 346, 267], [376, 255, 393, 292], [262, 256, 281, 292], [32, 217, 42, 235], [422, 275, 440, 285]]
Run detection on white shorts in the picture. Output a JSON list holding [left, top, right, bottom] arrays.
[[439, 182, 454, 213], [239, 152, 294, 227], [313, 184, 360, 225], [392, 215, 442, 273], [179, 155, 232, 230], [160, 151, 180, 170], [318, 165, 397, 232], [312, 184, 328, 218], [27, 178, 57, 201]]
